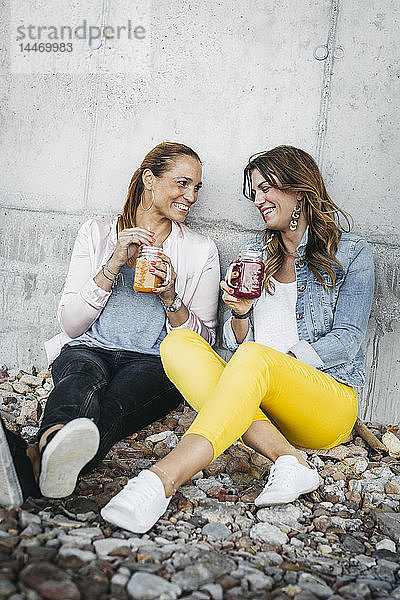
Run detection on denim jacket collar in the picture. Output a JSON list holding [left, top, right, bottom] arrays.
[[257, 226, 309, 257], [296, 226, 309, 258]]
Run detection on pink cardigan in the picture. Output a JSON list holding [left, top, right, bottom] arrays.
[[44, 216, 220, 365]]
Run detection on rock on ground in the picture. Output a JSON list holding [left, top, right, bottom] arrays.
[[1, 367, 400, 599]]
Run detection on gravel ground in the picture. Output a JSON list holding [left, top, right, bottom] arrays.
[[1, 367, 400, 600]]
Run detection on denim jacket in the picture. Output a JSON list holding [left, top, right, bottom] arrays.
[[223, 228, 375, 387]]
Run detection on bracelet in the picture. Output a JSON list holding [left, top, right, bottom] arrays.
[[152, 464, 177, 494], [105, 261, 119, 277], [231, 306, 253, 320], [101, 265, 116, 282]]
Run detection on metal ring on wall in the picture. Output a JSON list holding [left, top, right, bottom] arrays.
[[333, 46, 345, 59], [88, 38, 103, 51], [313, 45, 329, 61]]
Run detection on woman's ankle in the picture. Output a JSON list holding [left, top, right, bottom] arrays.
[[149, 465, 177, 498], [26, 444, 40, 483], [274, 451, 310, 469]]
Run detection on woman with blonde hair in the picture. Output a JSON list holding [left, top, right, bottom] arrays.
[[0, 141, 220, 508], [101, 145, 374, 534]]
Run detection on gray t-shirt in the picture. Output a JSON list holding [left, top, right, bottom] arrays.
[[68, 264, 167, 355]]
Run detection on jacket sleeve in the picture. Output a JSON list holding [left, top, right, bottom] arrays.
[[289, 239, 375, 369], [222, 315, 255, 351], [57, 220, 112, 338], [166, 238, 220, 346]]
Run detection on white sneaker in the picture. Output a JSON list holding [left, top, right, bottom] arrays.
[[39, 418, 100, 498], [101, 469, 171, 534], [255, 455, 320, 506]]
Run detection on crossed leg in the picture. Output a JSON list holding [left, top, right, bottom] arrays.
[[154, 329, 357, 496]]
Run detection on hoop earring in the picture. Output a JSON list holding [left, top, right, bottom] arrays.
[[140, 190, 154, 211], [289, 205, 301, 231]]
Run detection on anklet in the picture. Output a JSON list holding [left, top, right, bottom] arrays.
[[152, 465, 177, 494]]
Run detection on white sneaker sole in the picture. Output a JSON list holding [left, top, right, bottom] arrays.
[[39, 418, 99, 498], [0, 420, 23, 508]]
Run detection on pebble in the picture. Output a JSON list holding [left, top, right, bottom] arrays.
[[382, 431, 400, 458], [180, 485, 207, 501], [19, 511, 41, 528], [170, 552, 235, 591], [202, 522, 232, 540], [19, 562, 80, 600], [297, 573, 333, 599], [19, 374, 44, 387], [337, 581, 371, 599], [376, 537, 397, 553], [2, 375, 400, 598], [93, 537, 131, 558], [256, 504, 303, 527], [58, 546, 97, 563], [127, 572, 182, 599], [341, 534, 365, 554], [347, 456, 369, 474], [354, 554, 377, 567], [245, 572, 274, 591], [250, 522, 289, 545], [199, 583, 223, 600], [0, 579, 17, 598], [69, 526, 103, 539], [194, 499, 241, 524]]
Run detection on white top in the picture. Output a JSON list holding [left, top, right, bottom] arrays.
[[253, 277, 299, 353]]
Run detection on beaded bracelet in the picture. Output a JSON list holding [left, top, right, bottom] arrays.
[[152, 465, 177, 494]]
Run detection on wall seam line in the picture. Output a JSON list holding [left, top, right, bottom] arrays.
[[316, 0, 340, 168], [82, 0, 110, 209]]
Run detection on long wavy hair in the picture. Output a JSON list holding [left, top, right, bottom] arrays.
[[243, 145, 351, 293], [119, 141, 201, 232]]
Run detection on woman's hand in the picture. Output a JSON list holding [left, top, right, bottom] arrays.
[[151, 254, 177, 304], [220, 280, 254, 315], [110, 227, 156, 270]]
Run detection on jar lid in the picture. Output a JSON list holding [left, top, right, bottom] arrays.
[[239, 249, 263, 259], [139, 245, 164, 254]]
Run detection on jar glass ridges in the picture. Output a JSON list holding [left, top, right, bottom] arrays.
[[226, 249, 265, 299], [133, 246, 169, 293]]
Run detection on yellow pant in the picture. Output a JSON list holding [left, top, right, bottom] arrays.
[[160, 329, 358, 460]]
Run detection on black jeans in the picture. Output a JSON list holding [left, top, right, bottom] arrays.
[[38, 344, 183, 474]]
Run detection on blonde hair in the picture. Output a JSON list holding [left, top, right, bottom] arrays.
[[243, 145, 351, 293]]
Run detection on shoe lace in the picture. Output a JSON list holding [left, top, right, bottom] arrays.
[[117, 476, 159, 503], [265, 464, 296, 489]]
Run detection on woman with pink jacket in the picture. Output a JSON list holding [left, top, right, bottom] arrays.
[[0, 142, 220, 508]]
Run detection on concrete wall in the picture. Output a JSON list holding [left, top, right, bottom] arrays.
[[1, 0, 399, 423]]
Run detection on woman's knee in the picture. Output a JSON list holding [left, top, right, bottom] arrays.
[[52, 347, 108, 382], [160, 329, 204, 364], [232, 342, 287, 382], [236, 342, 282, 364], [235, 341, 267, 364]]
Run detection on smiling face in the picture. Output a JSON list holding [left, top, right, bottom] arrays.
[[143, 156, 203, 223], [251, 168, 301, 233]]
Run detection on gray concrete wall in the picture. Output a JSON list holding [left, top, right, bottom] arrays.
[[1, 0, 399, 423]]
